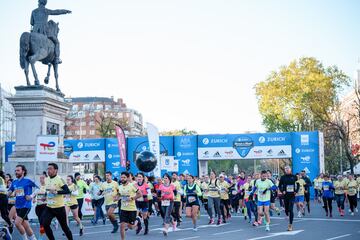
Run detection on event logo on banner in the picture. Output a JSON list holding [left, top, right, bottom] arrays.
[[36, 135, 58, 161], [147, 123, 161, 177], [233, 136, 253, 158], [115, 125, 127, 167], [64, 139, 105, 162], [161, 156, 179, 172]]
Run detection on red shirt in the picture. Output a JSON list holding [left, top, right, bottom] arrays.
[[159, 183, 175, 201]]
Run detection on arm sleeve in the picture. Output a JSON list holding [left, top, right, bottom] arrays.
[[57, 184, 71, 195], [47, 9, 70, 15], [295, 182, 300, 193], [196, 185, 202, 196]]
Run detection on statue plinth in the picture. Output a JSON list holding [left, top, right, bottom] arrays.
[[6, 85, 72, 176]]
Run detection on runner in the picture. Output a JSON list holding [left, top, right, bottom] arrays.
[[237, 171, 246, 215], [219, 174, 230, 223], [8, 165, 38, 240], [183, 175, 202, 231], [89, 175, 105, 225], [118, 172, 142, 240], [334, 175, 346, 217], [295, 173, 306, 218], [0, 171, 13, 234], [34, 173, 47, 240], [278, 165, 298, 231], [267, 170, 280, 216], [251, 170, 277, 232], [347, 174, 358, 215], [251, 173, 260, 226], [42, 163, 73, 240], [64, 175, 84, 236], [200, 175, 210, 218], [158, 173, 176, 236], [322, 174, 335, 218], [171, 173, 182, 228], [301, 170, 312, 214], [74, 173, 89, 220], [229, 177, 239, 215], [7, 178, 16, 222], [243, 176, 255, 223], [99, 171, 120, 233], [207, 170, 222, 225], [135, 173, 151, 235]]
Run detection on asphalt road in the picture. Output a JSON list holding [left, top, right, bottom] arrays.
[[11, 201, 360, 240]]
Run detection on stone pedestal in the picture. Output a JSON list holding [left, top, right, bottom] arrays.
[[6, 86, 72, 177]]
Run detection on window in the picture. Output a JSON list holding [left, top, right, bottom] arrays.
[[89, 121, 95, 126], [90, 130, 96, 135], [105, 105, 112, 110], [65, 121, 72, 126], [82, 104, 90, 111], [72, 105, 78, 111], [80, 121, 86, 127]]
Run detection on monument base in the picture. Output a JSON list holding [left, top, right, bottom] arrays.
[[6, 85, 70, 178]]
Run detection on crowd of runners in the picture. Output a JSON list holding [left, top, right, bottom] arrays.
[[0, 163, 359, 240]]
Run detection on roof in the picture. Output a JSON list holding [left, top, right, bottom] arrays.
[[65, 97, 114, 103]]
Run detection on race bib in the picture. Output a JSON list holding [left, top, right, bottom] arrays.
[[162, 200, 170, 206], [64, 195, 71, 203], [188, 196, 196, 203], [232, 190, 238, 195], [286, 185, 294, 193], [323, 185, 329, 191], [15, 188, 25, 197], [137, 197, 144, 202]]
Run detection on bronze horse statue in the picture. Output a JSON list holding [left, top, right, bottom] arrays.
[[20, 20, 61, 92]]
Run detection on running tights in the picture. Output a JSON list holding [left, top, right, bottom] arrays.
[[41, 206, 73, 240], [335, 194, 345, 210], [171, 201, 181, 222], [323, 197, 333, 215], [208, 197, 221, 220], [0, 194, 12, 227], [220, 199, 230, 220], [284, 197, 295, 224], [348, 195, 358, 212]]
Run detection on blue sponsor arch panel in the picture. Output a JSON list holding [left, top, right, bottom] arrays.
[[105, 138, 127, 178], [64, 139, 106, 162], [174, 135, 198, 176]]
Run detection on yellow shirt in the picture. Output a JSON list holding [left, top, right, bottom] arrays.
[[208, 179, 220, 198], [65, 184, 78, 206], [242, 182, 251, 199], [201, 182, 209, 199], [347, 180, 358, 196], [0, 177, 6, 195], [314, 178, 324, 190], [36, 185, 47, 205], [101, 180, 119, 206], [172, 181, 182, 202], [334, 180, 347, 195], [119, 183, 138, 211], [219, 181, 229, 200], [296, 179, 306, 196], [45, 175, 66, 208]]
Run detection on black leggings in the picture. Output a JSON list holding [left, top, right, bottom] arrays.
[[348, 195, 358, 212], [0, 194, 12, 226], [35, 204, 47, 222], [284, 196, 295, 224], [323, 197, 333, 214], [171, 201, 181, 222], [220, 199, 230, 220], [77, 198, 84, 220], [41, 206, 73, 240]]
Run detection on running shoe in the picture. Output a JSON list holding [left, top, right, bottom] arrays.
[[208, 218, 214, 225], [136, 221, 142, 235], [172, 222, 177, 231], [351, 212, 354, 216], [356, 208, 359, 213], [176, 221, 180, 227], [340, 210, 344, 217], [252, 221, 259, 227], [217, 219, 222, 225], [287, 224, 293, 231], [163, 229, 168, 236], [348, 209, 352, 213], [265, 224, 270, 232], [193, 227, 198, 232], [275, 207, 281, 216], [79, 226, 84, 236], [111, 224, 119, 233], [144, 228, 149, 235], [297, 211, 302, 218]]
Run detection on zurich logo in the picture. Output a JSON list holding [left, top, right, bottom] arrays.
[[142, 146, 147, 151], [202, 138, 209, 145], [295, 148, 301, 154], [108, 154, 113, 159], [259, 136, 266, 144], [177, 152, 182, 157], [77, 142, 84, 149]]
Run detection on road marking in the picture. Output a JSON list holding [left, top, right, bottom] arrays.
[[73, 229, 114, 236], [269, 216, 360, 222], [325, 234, 352, 240], [246, 230, 304, 240], [212, 229, 244, 235], [176, 237, 200, 240], [151, 223, 230, 233]]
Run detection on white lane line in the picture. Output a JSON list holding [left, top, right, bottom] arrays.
[[268, 216, 360, 222], [176, 237, 200, 240], [73, 229, 114, 236], [325, 234, 352, 240], [212, 229, 244, 235]]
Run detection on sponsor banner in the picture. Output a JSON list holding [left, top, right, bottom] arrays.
[[105, 138, 126, 178], [5, 141, 15, 162], [127, 136, 174, 176], [198, 145, 292, 160], [198, 133, 292, 148], [64, 139, 105, 162], [36, 135, 58, 161], [318, 132, 325, 174], [147, 123, 161, 178], [161, 156, 179, 172], [115, 126, 127, 167], [174, 135, 198, 176], [292, 131, 320, 198]]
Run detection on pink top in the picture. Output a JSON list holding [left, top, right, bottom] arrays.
[[159, 183, 175, 201], [135, 182, 150, 197]]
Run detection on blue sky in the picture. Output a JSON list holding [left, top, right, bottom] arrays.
[[1, 0, 360, 134]]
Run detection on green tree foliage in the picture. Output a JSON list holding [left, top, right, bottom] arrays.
[[160, 129, 198, 136], [255, 57, 349, 132]]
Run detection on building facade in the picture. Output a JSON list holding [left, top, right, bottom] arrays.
[[0, 85, 16, 164], [64, 97, 144, 139]]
